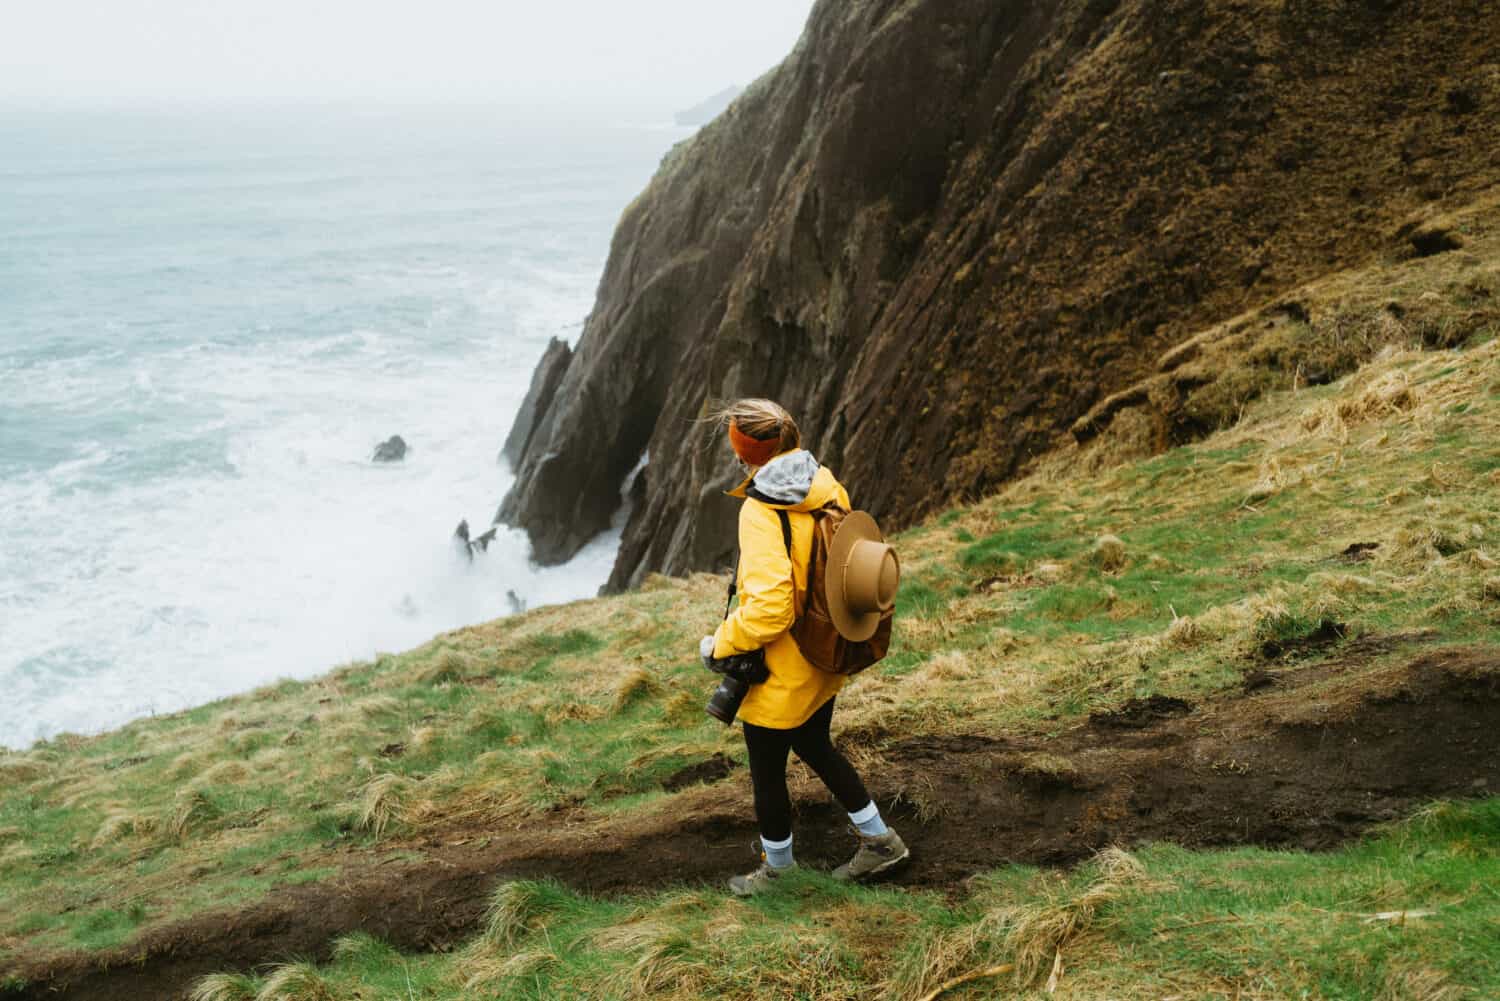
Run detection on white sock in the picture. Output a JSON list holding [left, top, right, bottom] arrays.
[[849, 801, 889, 837], [761, 833, 794, 869]]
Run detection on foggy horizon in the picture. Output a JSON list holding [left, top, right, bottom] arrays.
[[0, 0, 815, 115]]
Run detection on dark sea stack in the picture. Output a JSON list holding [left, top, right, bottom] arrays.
[[499, 337, 573, 470], [497, 0, 1500, 590], [372, 435, 408, 463]]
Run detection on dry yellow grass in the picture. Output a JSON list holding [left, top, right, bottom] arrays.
[[352, 773, 410, 838], [253, 962, 335, 1001], [608, 935, 705, 999], [590, 916, 675, 954], [477, 881, 552, 950], [1090, 534, 1127, 573], [898, 777, 950, 826], [408, 724, 439, 750], [880, 848, 1159, 1000], [166, 750, 204, 780], [199, 759, 252, 785], [621, 739, 720, 783], [416, 649, 474, 686], [188, 973, 258, 1001], [1377, 965, 1469, 1001], [167, 789, 220, 841], [1162, 612, 1207, 648], [586, 917, 707, 999], [355, 694, 402, 718], [459, 946, 557, 991], [1007, 752, 1081, 786], [90, 809, 155, 849], [661, 688, 704, 724], [880, 907, 1010, 1000], [1001, 847, 1151, 984], [544, 701, 607, 725], [918, 650, 976, 681], [0, 757, 52, 783], [612, 667, 664, 713]]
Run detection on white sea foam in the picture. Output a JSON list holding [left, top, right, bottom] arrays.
[[0, 320, 619, 748], [0, 109, 687, 749]]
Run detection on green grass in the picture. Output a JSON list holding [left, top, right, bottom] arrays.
[[895, 578, 947, 617], [186, 799, 1500, 1000], [70, 902, 149, 951], [1092, 801, 1500, 998], [959, 521, 1082, 576], [876, 649, 930, 678]]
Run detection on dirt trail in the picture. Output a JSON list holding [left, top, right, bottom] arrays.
[[14, 647, 1499, 1001]]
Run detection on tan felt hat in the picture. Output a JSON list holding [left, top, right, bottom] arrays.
[[827, 511, 900, 641]]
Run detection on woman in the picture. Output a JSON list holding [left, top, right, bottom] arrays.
[[701, 398, 908, 896]]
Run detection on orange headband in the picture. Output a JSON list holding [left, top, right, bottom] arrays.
[[729, 421, 779, 467]]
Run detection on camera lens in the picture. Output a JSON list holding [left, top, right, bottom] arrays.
[[706, 674, 749, 725]]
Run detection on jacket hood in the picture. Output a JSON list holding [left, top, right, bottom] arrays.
[[727, 449, 841, 511]]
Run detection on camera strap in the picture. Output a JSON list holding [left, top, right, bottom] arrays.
[[723, 548, 738, 621]]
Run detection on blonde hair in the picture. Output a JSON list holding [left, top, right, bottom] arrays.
[[707, 397, 801, 455]]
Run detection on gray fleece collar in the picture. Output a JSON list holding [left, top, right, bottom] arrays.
[[750, 449, 819, 505]]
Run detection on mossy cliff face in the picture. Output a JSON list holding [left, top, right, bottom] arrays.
[[498, 0, 1500, 589]]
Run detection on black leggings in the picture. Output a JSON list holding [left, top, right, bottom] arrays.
[[743, 697, 871, 842]]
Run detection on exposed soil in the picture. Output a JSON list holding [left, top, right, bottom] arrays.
[[1087, 694, 1195, 730], [1258, 618, 1348, 660], [1241, 668, 1278, 694], [13, 647, 1499, 1001], [661, 752, 740, 792]]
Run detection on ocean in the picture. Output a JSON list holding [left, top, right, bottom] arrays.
[[0, 105, 688, 749]]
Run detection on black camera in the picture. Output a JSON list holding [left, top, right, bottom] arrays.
[[704, 650, 770, 724]]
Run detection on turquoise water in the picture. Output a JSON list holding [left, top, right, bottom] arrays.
[[0, 106, 687, 747]]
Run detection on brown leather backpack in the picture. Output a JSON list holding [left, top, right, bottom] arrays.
[[775, 503, 894, 676]]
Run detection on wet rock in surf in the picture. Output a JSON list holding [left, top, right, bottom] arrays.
[[372, 435, 408, 463], [454, 519, 497, 561]]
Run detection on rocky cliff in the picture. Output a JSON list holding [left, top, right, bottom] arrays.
[[498, 0, 1500, 591]]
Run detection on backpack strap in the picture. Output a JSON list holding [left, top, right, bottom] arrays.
[[724, 503, 798, 621], [778, 509, 809, 618]]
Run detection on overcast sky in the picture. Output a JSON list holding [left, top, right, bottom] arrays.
[[0, 0, 815, 111]]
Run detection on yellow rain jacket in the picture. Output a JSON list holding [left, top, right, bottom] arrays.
[[712, 450, 850, 729]]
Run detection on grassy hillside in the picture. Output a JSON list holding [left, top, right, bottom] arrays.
[[2, 220, 1498, 998]]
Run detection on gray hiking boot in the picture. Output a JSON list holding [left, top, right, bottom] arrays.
[[729, 839, 795, 897], [728, 860, 793, 896], [832, 828, 909, 881]]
